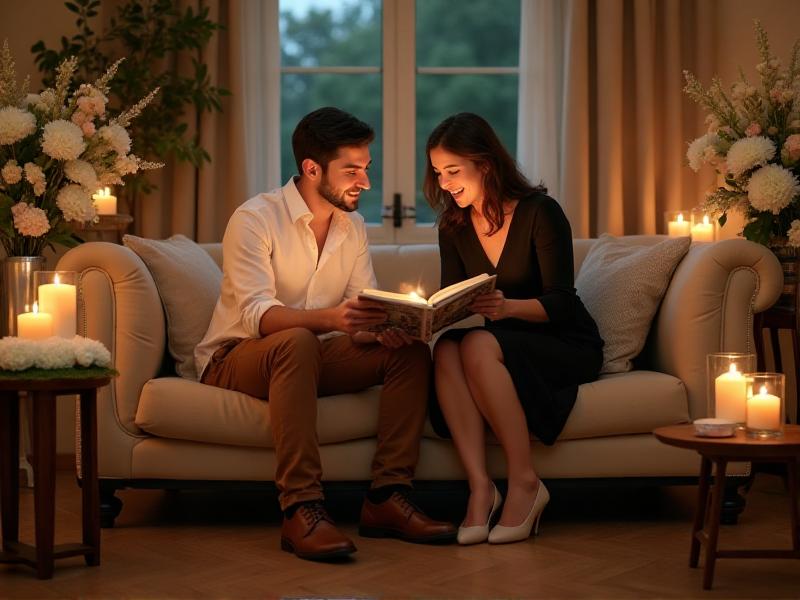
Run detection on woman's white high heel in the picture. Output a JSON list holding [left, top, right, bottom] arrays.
[[457, 484, 502, 545], [488, 481, 549, 544]]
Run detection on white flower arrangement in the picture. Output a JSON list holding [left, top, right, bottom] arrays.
[[684, 21, 800, 246], [0, 40, 162, 257], [0, 335, 111, 372]]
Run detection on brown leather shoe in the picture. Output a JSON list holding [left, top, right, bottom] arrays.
[[359, 490, 457, 544], [281, 502, 357, 561]]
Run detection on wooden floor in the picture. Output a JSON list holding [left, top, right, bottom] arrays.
[[1, 471, 799, 598]]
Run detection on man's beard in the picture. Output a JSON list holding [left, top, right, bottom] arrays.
[[319, 175, 359, 212]]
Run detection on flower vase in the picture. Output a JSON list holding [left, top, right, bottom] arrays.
[[1, 256, 45, 337]]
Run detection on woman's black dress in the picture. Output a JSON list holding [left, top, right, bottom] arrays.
[[429, 193, 604, 445]]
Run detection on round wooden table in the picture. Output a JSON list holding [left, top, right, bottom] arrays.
[[654, 424, 800, 590], [0, 375, 111, 579]]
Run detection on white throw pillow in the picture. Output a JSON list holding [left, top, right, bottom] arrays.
[[123, 234, 221, 380], [575, 234, 691, 374]]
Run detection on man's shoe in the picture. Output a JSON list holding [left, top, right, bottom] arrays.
[[359, 490, 457, 544], [281, 501, 357, 561]]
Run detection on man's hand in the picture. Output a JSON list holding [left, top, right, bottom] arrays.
[[333, 297, 387, 334], [375, 327, 415, 348], [470, 290, 510, 321]]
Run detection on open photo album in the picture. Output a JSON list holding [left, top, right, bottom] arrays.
[[358, 273, 497, 342]]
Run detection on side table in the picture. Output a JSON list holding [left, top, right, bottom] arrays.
[[654, 424, 800, 590], [0, 374, 111, 579]]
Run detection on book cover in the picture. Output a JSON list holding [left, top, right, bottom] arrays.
[[359, 273, 497, 342]]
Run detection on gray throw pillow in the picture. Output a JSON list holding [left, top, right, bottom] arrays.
[[123, 234, 221, 380], [575, 234, 691, 374]]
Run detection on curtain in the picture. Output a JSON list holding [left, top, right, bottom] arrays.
[[135, 0, 281, 242], [517, 0, 717, 238]]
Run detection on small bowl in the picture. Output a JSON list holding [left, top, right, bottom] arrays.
[[693, 418, 736, 438]]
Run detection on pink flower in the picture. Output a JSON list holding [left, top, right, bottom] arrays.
[[745, 122, 762, 137], [81, 121, 95, 137], [784, 134, 800, 161]]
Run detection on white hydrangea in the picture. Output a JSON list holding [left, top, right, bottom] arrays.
[[11, 202, 50, 237], [0, 336, 112, 371], [56, 184, 96, 222], [22, 93, 40, 107], [686, 134, 718, 172], [1, 159, 22, 185], [98, 124, 131, 155], [35, 89, 57, 112], [788, 220, 800, 247], [23, 162, 46, 196], [64, 159, 99, 190], [41, 120, 86, 161], [726, 136, 776, 177], [747, 164, 800, 214], [0, 106, 37, 144]]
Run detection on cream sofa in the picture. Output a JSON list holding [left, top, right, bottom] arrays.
[[59, 236, 782, 527]]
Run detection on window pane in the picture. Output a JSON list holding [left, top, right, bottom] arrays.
[[281, 73, 384, 224], [280, 0, 381, 68], [416, 0, 520, 68], [415, 74, 518, 224]]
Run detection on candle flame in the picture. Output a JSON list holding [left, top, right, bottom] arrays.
[[54, 273, 60, 285], [32, 302, 38, 314], [729, 363, 738, 374], [703, 215, 710, 226], [677, 213, 684, 223], [759, 385, 768, 396]]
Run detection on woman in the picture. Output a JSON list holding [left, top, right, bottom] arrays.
[[425, 113, 603, 545]]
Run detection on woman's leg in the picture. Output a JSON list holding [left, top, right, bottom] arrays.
[[458, 331, 540, 527], [433, 338, 495, 526]]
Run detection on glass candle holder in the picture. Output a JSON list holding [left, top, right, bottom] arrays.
[[690, 208, 716, 243], [707, 352, 756, 424], [664, 210, 691, 237], [33, 271, 77, 339], [745, 372, 785, 438]]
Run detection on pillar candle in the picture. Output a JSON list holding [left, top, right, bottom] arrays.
[[17, 303, 53, 340], [691, 215, 715, 242], [37, 274, 77, 338], [746, 386, 782, 430], [715, 363, 747, 422], [92, 186, 117, 215]]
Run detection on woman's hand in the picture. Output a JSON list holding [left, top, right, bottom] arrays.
[[470, 290, 510, 321]]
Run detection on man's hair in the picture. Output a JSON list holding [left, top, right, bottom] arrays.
[[292, 107, 375, 174]]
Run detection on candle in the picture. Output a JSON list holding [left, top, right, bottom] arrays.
[[667, 213, 691, 237], [17, 302, 53, 340], [691, 215, 714, 242], [92, 186, 117, 215], [746, 385, 781, 430], [715, 363, 747, 422], [37, 273, 77, 338]]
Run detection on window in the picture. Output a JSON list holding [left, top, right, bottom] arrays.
[[280, 0, 520, 243]]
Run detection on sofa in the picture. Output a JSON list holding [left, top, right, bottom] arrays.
[[58, 235, 783, 526]]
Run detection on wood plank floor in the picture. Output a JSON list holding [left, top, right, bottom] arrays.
[[1, 471, 799, 598]]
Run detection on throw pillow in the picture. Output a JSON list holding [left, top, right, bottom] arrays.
[[123, 234, 221, 380], [575, 234, 691, 374]]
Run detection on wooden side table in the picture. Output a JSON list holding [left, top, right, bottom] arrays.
[[654, 424, 800, 590], [0, 374, 111, 579], [72, 214, 133, 244]]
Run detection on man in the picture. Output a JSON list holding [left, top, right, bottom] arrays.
[[195, 107, 456, 561]]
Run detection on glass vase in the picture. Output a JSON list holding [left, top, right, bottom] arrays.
[[1, 256, 45, 337]]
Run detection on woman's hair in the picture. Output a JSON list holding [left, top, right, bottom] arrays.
[[292, 107, 374, 174], [423, 112, 546, 234]]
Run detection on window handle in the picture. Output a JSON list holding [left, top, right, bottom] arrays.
[[381, 194, 416, 228]]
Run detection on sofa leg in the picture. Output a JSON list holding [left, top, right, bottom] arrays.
[[720, 476, 750, 525], [100, 481, 123, 528]]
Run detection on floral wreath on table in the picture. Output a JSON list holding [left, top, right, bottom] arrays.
[[684, 21, 800, 247], [0, 40, 162, 257], [0, 335, 111, 372]]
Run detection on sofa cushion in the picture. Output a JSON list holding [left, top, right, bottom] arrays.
[[575, 234, 691, 373], [135, 377, 383, 448], [123, 234, 221, 380]]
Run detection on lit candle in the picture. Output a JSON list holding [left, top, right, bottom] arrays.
[[17, 303, 53, 340], [691, 214, 715, 242], [667, 213, 691, 237], [37, 273, 77, 338], [715, 363, 747, 422], [92, 186, 117, 215], [746, 385, 781, 430]]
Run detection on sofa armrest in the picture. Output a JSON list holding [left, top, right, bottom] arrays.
[[646, 239, 782, 420], [58, 242, 166, 477]]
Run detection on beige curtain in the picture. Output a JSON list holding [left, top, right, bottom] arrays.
[[131, 0, 280, 242], [518, 0, 718, 237]]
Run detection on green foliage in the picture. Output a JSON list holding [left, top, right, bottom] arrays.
[[279, 0, 521, 224], [32, 0, 230, 202], [0, 365, 118, 381]]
